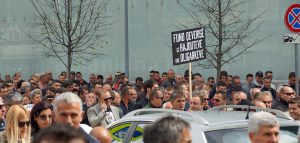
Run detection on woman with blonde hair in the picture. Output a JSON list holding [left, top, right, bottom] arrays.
[[0, 105, 31, 143]]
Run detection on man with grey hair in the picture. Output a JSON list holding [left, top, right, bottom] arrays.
[[143, 116, 192, 143], [248, 112, 279, 143], [53, 92, 99, 143]]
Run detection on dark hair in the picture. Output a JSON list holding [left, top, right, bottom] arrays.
[[265, 71, 273, 75], [135, 77, 143, 83], [97, 74, 104, 80], [246, 73, 253, 78], [62, 80, 73, 88], [162, 72, 167, 76], [32, 124, 86, 143], [30, 101, 53, 133], [143, 80, 157, 94]]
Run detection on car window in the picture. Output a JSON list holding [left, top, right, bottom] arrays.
[[205, 126, 298, 143], [109, 123, 133, 143], [129, 122, 151, 143]]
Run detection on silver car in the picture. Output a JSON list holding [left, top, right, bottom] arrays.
[[107, 105, 299, 143]]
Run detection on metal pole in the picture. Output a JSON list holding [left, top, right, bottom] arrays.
[[295, 43, 299, 96], [125, 0, 129, 76], [189, 63, 192, 99]]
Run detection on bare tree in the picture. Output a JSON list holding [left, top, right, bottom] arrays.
[[179, 0, 266, 80], [30, 0, 110, 78]]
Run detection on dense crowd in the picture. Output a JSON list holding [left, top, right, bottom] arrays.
[[0, 69, 299, 143]]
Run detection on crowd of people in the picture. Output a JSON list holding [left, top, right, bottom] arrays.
[[0, 69, 299, 143]]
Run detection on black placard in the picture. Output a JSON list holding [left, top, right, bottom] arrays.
[[171, 27, 206, 65]]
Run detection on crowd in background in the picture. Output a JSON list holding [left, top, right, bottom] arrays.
[[0, 69, 300, 143]]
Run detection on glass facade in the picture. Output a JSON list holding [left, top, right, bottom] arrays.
[[0, 0, 299, 80]]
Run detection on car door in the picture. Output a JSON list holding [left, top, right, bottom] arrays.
[[109, 122, 136, 143]]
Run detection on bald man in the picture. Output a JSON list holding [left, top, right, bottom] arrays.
[[90, 126, 112, 143]]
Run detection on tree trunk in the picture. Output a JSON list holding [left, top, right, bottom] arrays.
[[216, 0, 222, 81]]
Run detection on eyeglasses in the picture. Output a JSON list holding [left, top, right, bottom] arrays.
[[103, 97, 112, 101], [156, 96, 164, 100], [202, 98, 209, 102], [18, 121, 31, 127], [213, 99, 220, 102], [0, 104, 4, 110], [283, 92, 295, 96], [263, 101, 272, 104], [130, 94, 137, 96], [39, 114, 52, 120]]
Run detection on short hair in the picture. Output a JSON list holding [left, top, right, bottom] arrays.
[[135, 77, 143, 83], [143, 80, 157, 92], [220, 71, 228, 77], [149, 89, 162, 100], [289, 97, 300, 108], [265, 71, 273, 75], [193, 73, 202, 77], [5, 91, 23, 105], [62, 80, 73, 88], [162, 72, 167, 76], [30, 89, 42, 100], [143, 116, 191, 143], [257, 91, 272, 100], [32, 124, 86, 143], [246, 73, 253, 78], [207, 77, 214, 81], [214, 91, 227, 100], [248, 112, 279, 134], [216, 81, 226, 87], [120, 87, 131, 98], [170, 90, 185, 102], [53, 92, 82, 113]]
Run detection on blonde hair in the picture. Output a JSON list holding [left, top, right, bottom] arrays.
[[5, 105, 31, 143]]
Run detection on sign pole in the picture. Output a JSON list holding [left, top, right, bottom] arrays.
[[295, 43, 299, 96], [189, 63, 192, 99]]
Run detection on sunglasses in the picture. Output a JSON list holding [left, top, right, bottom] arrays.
[[39, 114, 52, 120], [18, 121, 31, 127], [263, 101, 272, 104], [0, 104, 4, 110], [156, 96, 164, 100], [283, 92, 295, 96], [213, 99, 220, 102], [202, 98, 209, 102], [103, 97, 112, 101]]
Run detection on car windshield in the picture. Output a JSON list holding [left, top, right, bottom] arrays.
[[205, 126, 298, 143]]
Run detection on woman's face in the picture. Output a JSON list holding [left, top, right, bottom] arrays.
[[18, 113, 30, 138], [35, 108, 52, 129], [33, 94, 42, 105]]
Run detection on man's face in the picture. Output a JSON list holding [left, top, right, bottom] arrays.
[[213, 93, 226, 106], [247, 77, 254, 84], [168, 70, 175, 79], [280, 87, 295, 102], [289, 103, 300, 120], [226, 77, 232, 85], [76, 74, 82, 81], [150, 90, 163, 107], [89, 74, 97, 83], [163, 89, 174, 101], [256, 76, 263, 84], [263, 79, 272, 89], [175, 75, 184, 84], [0, 97, 6, 119], [52, 82, 62, 89], [265, 73, 273, 79], [208, 79, 215, 86], [261, 96, 273, 109], [0, 87, 9, 98], [171, 96, 186, 111], [59, 76, 66, 82], [129, 89, 137, 102], [161, 74, 168, 81], [220, 76, 227, 83], [233, 78, 241, 87], [101, 92, 112, 107], [249, 125, 279, 143], [55, 102, 83, 128], [94, 84, 102, 93], [232, 93, 247, 105], [190, 96, 202, 111], [216, 85, 226, 92], [288, 76, 296, 85]]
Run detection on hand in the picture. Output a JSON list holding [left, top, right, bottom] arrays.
[[100, 102, 107, 112]]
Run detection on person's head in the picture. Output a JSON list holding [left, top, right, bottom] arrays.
[[253, 100, 267, 108], [149, 89, 163, 108], [170, 90, 186, 111], [175, 74, 184, 84], [216, 81, 227, 92], [250, 87, 261, 100], [62, 80, 74, 92], [100, 90, 113, 107], [93, 83, 103, 94], [102, 83, 112, 91], [288, 72, 296, 85], [279, 86, 295, 103], [213, 91, 227, 106], [198, 90, 209, 108], [255, 71, 264, 84], [75, 72, 83, 81], [32, 124, 86, 143], [51, 80, 62, 89], [163, 86, 174, 102], [90, 126, 112, 143], [143, 79, 158, 95], [0, 97, 6, 119], [231, 91, 247, 105], [129, 88, 137, 102], [85, 93, 96, 106], [120, 87, 132, 102], [248, 112, 279, 143], [246, 74, 254, 84], [30, 89, 43, 105], [143, 116, 191, 143], [53, 92, 83, 129], [5, 91, 23, 110], [232, 75, 241, 87], [5, 105, 31, 143], [77, 85, 89, 103], [190, 92, 202, 111], [161, 72, 168, 81], [135, 77, 143, 85], [226, 75, 233, 86], [207, 77, 215, 87], [265, 71, 273, 79], [288, 97, 300, 120], [263, 77, 272, 89], [112, 91, 121, 106], [175, 83, 189, 99], [59, 75, 67, 83], [257, 91, 273, 108], [30, 101, 53, 132], [0, 83, 9, 98], [89, 73, 97, 83], [167, 69, 175, 79], [193, 73, 203, 84]]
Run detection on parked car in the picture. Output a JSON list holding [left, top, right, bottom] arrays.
[[107, 105, 299, 143]]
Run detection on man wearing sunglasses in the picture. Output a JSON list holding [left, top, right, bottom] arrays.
[[87, 90, 121, 127], [273, 86, 295, 112]]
